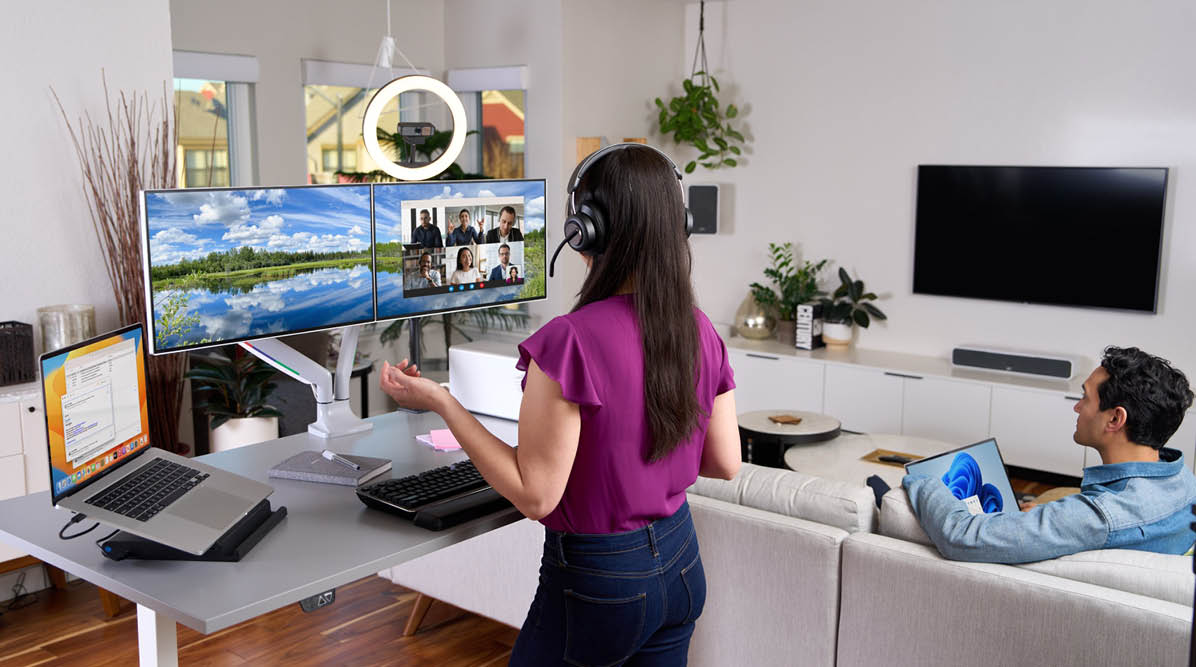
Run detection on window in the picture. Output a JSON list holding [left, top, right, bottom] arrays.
[[449, 66, 528, 179], [322, 147, 357, 172], [172, 51, 259, 187], [174, 78, 232, 188]]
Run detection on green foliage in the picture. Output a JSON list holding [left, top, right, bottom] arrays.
[[749, 243, 827, 320], [819, 267, 888, 328], [654, 72, 747, 173], [150, 245, 371, 282], [517, 228, 546, 301], [154, 291, 207, 349], [337, 128, 486, 182], [185, 346, 282, 430]]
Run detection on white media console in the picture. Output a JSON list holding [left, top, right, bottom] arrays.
[[724, 335, 1196, 478]]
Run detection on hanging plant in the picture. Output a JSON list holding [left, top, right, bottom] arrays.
[[654, 1, 747, 173]]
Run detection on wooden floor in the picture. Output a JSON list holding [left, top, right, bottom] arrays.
[[0, 575, 518, 666]]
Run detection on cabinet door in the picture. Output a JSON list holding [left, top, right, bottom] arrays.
[[901, 375, 991, 445], [991, 387, 1084, 476], [0, 454, 26, 561], [726, 350, 824, 414], [20, 397, 49, 494], [0, 400, 21, 457], [823, 365, 903, 434]]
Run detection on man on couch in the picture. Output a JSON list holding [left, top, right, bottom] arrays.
[[904, 346, 1196, 564]]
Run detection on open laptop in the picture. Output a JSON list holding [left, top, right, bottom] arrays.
[[904, 438, 1018, 515], [41, 323, 273, 555]]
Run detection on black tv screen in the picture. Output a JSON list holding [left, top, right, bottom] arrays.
[[913, 165, 1167, 312]]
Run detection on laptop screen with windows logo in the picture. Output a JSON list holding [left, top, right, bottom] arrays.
[[41, 324, 151, 503]]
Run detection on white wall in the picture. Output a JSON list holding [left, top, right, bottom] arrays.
[[555, 0, 1196, 376], [2, 2, 175, 349], [170, 0, 446, 186]]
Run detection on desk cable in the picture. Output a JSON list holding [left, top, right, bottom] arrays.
[[57, 513, 100, 540]]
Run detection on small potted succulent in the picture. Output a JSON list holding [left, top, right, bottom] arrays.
[[186, 346, 283, 452], [819, 267, 887, 348], [749, 243, 827, 346]]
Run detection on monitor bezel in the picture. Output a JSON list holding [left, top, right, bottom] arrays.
[[41, 322, 152, 505], [140, 179, 548, 356]]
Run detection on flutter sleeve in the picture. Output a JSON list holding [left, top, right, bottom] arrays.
[[517, 316, 603, 407], [698, 310, 736, 395]]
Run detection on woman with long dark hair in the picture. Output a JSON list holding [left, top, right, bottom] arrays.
[[448, 246, 480, 285], [379, 145, 740, 665]]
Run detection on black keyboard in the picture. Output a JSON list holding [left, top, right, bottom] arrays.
[[356, 459, 510, 526], [85, 459, 209, 522]]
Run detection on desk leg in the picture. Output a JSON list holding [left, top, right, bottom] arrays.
[[136, 604, 178, 667]]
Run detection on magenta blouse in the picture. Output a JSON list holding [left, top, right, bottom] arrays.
[[516, 294, 735, 534]]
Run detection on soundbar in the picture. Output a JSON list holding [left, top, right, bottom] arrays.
[[952, 346, 1076, 380]]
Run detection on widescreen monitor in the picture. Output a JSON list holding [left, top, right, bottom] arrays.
[[141, 180, 546, 354], [913, 165, 1167, 312]]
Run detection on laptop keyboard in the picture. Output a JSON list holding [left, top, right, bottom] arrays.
[[85, 459, 209, 522]]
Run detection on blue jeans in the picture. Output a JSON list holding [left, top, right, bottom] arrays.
[[510, 502, 706, 666]]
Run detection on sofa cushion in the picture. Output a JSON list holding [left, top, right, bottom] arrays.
[[878, 487, 933, 546], [880, 487, 1194, 605], [689, 462, 876, 533]]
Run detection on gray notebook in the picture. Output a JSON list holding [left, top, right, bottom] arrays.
[[268, 451, 391, 486]]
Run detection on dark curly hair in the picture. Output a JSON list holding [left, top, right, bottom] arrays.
[[1098, 346, 1194, 449]]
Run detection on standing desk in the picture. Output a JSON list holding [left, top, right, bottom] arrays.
[[0, 410, 521, 666]]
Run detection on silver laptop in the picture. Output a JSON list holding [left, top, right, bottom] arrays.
[[41, 323, 273, 555], [904, 438, 1019, 515]]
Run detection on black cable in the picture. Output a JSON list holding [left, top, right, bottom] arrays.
[[5, 570, 37, 612], [95, 528, 120, 548], [58, 513, 100, 540]]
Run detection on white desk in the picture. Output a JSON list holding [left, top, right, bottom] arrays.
[[0, 410, 521, 666]]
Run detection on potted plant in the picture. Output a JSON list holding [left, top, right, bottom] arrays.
[[186, 346, 283, 452], [749, 243, 827, 346], [819, 267, 887, 348]]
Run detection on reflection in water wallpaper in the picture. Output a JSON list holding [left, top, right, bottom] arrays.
[[144, 186, 374, 351]]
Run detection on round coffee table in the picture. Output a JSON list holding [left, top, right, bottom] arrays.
[[738, 410, 841, 468], [783, 433, 954, 488]]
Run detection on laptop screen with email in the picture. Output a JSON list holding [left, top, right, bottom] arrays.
[[41, 323, 151, 504]]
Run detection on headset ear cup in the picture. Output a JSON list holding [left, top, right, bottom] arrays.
[[567, 200, 606, 255], [683, 207, 693, 237]]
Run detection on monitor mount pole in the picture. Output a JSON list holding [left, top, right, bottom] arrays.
[[238, 324, 373, 439]]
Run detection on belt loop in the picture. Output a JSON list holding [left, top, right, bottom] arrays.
[[647, 524, 659, 558], [556, 533, 568, 567]]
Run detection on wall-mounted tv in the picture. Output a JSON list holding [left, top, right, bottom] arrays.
[[913, 165, 1167, 313]]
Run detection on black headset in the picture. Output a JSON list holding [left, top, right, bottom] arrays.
[[548, 143, 693, 277]]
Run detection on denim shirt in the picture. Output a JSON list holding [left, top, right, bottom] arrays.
[[903, 448, 1196, 564]]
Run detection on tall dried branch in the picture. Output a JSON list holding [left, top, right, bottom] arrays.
[[52, 72, 189, 454]]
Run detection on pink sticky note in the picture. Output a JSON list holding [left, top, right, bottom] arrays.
[[430, 429, 461, 451]]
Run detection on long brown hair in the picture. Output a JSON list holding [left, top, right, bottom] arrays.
[[572, 147, 702, 462]]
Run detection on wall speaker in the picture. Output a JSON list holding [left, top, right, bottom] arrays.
[[688, 184, 719, 234], [952, 346, 1076, 380]]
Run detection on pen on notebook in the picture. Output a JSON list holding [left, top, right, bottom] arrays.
[[322, 449, 360, 470]]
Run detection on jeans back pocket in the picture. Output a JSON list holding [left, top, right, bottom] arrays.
[[680, 554, 707, 625], [563, 589, 646, 666]]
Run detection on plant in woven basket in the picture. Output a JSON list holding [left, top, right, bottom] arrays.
[[653, 0, 747, 173], [54, 73, 189, 454]]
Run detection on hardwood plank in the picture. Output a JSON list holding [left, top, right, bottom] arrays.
[[0, 575, 520, 666]]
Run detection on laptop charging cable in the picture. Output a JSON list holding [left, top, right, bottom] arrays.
[[57, 513, 100, 540]]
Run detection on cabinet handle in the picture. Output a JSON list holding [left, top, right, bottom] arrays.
[[745, 353, 780, 361], [884, 371, 923, 380]]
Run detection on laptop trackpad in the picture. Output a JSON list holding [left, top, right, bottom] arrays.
[[167, 487, 249, 529]]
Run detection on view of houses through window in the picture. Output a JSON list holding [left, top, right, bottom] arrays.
[[174, 78, 231, 188], [304, 84, 525, 183]]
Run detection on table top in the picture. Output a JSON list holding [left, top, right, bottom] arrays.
[[0, 410, 521, 634], [783, 432, 954, 488], [738, 410, 841, 439]]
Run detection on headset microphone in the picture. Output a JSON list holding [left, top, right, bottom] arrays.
[[548, 229, 579, 278]]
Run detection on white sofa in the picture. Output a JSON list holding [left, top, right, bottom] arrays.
[[378, 463, 1194, 665]]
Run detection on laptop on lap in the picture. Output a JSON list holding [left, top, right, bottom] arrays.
[[904, 438, 1018, 515], [41, 323, 273, 555]]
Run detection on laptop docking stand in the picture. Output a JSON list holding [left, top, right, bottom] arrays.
[[99, 499, 286, 562]]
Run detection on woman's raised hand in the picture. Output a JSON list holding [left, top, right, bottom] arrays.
[[379, 359, 448, 413]]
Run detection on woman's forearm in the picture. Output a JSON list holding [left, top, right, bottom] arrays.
[[434, 393, 538, 517]]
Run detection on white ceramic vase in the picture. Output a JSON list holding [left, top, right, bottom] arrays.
[[822, 321, 853, 348], [210, 416, 279, 452]]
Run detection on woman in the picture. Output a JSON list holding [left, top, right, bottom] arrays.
[[508, 265, 520, 283], [380, 145, 740, 665], [448, 246, 480, 285]]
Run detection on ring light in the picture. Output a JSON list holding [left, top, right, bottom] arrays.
[[362, 75, 467, 181]]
